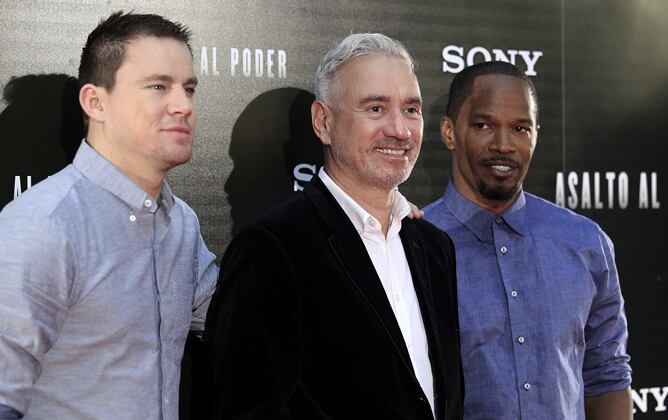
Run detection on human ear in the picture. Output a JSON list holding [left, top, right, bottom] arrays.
[[311, 100, 333, 146], [440, 116, 457, 151], [79, 83, 106, 122]]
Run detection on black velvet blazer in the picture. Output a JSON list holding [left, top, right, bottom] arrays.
[[205, 177, 463, 419]]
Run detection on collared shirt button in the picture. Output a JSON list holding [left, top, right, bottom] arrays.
[[511, 290, 518, 298], [524, 382, 531, 391], [518, 336, 525, 344], [144, 199, 152, 208], [395, 294, 401, 301], [129, 214, 137, 222], [500, 246, 508, 254], [495, 217, 502, 224]]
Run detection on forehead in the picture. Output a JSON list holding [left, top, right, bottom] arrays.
[[336, 54, 420, 100], [464, 74, 536, 120], [117, 36, 194, 80]]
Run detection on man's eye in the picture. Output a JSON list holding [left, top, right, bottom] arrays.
[[369, 106, 382, 113], [150, 84, 166, 90], [473, 122, 489, 129], [406, 107, 421, 114], [185, 87, 196, 95], [515, 126, 530, 133]]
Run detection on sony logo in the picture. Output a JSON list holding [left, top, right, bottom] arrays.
[[292, 163, 320, 192], [442, 45, 543, 76], [633, 386, 668, 414]]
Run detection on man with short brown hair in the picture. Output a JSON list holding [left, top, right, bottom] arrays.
[[0, 12, 217, 419]]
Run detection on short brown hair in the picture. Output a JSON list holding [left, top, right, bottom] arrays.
[[78, 11, 192, 91]]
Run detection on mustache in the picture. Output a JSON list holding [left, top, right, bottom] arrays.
[[372, 138, 414, 150], [480, 155, 520, 168]]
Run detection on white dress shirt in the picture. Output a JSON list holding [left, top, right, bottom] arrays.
[[319, 169, 434, 414]]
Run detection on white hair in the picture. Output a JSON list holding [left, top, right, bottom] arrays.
[[314, 33, 415, 102]]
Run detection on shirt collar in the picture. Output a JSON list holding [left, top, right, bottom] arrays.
[[318, 168, 411, 238], [72, 140, 175, 213], [443, 180, 528, 242]]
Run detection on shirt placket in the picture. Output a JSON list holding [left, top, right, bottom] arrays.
[[492, 218, 533, 419], [365, 218, 396, 309], [140, 197, 167, 419]]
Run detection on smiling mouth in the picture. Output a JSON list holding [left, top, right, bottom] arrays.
[[481, 155, 520, 176], [490, 164, 512, 172], [375, 148, 408, 156]]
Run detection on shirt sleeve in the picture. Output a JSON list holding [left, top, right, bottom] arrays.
[[190, 228, 219, 335], [0, 214, 76, 414], [582, 227, 632, 396]]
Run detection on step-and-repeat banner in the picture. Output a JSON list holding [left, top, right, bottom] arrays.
[[1, 0, 666, 417]]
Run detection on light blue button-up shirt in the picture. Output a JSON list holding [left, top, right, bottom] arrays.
[[0, 141, 218, 419], [424, 181, 631, 420]]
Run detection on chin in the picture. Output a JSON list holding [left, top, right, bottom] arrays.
[[476, 176, 520, 201], [166, 150, 193, 168], [369, 172, 410, 190]]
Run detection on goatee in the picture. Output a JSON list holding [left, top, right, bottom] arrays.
[[477, 180, 519, 202]]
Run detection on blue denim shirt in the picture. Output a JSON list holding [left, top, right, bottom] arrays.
[[424, 181, 631, 420]]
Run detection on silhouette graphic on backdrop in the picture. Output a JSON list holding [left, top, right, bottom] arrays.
[[225, 87, 324, 236], [0, 74, 84, 209]]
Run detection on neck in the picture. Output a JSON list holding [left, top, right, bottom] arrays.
[[325, 168, 395, 236], [87, 129, 165, 199]]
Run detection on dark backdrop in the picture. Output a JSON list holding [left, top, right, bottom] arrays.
[[1, 1, 665, 417]]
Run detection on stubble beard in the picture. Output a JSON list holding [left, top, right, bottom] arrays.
[[363, 147, 417, 191], [366, 139, 417, 189], [368, 165, 412, 190], [329, 141, 416, 191]]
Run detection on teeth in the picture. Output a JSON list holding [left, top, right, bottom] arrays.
[[491, 165, 512, 172], [376, 148, 405, 155]]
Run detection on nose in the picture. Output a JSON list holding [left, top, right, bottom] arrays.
[[489, 128, 516, 154], [384, 109, 411, 141], [167, 87, 194, 117]]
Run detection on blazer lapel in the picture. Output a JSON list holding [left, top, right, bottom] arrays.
[[304, 178, 415, 375], [328, 230, 415, 369]]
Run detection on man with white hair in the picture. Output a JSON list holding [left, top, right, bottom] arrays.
[[206, 33, 464, 419]]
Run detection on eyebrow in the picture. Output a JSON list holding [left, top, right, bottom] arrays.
[[470, 111, 533, 125], [139, 74, 198, 86], [359, 94, 389, 106], [358, 95, 422, 106], [405, 96, 423, 106]]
